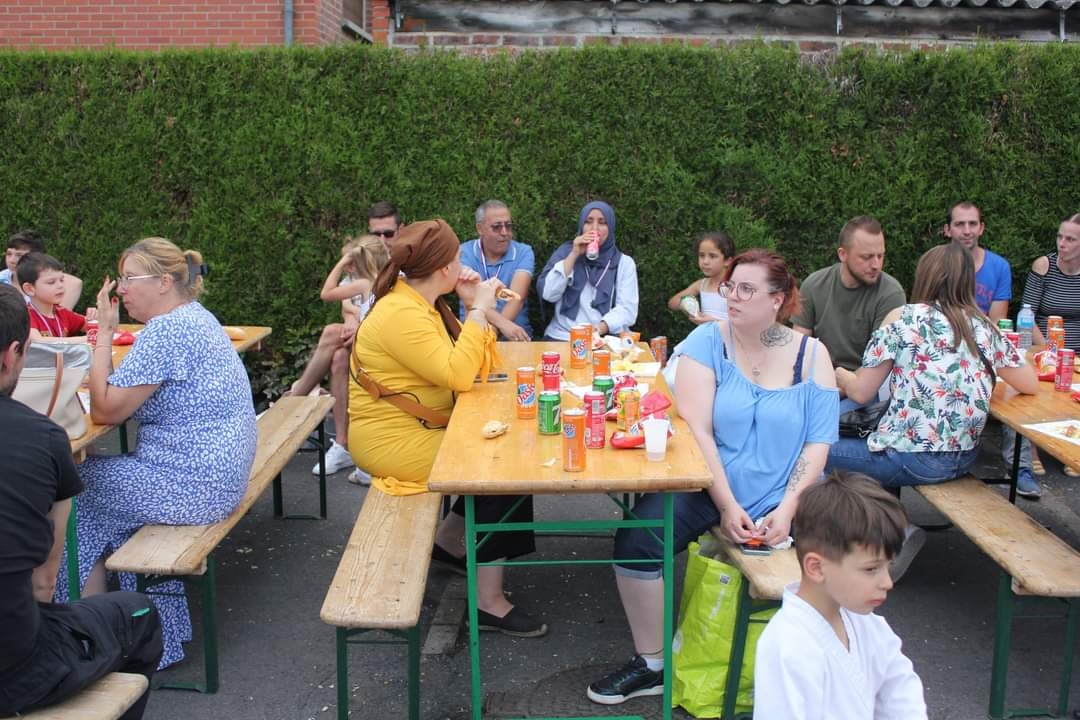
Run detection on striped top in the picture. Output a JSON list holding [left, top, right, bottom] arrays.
[[1022, 252, 1080, 352]]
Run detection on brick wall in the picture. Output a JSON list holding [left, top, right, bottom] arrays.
[[0, 0, 350, 50]]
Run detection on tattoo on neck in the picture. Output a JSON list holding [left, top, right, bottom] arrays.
[[760, 324, 791, 347]]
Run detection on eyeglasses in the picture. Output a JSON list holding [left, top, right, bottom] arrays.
[[118, 274, 158, 288], [369, 229, 398, 239], [489, 222, 514, 233], [718, 281, 769, 302]]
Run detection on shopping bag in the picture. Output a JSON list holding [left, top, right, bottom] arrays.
[[12, 340, 91, 439], [672, 535, 777, 717]]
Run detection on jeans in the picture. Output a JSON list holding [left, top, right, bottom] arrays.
[[826, 438, 979, 488], [612, 490, 725, 580], [1000, 427, 1032, 473]]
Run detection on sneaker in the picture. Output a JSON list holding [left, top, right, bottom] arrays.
[[475, 607, 548, 638], [313, 440, 354, 475], [1016, 468, 1042, 499], [347, 467, 372, 486], [587, 655, 664, 705], [889, 525, 926, 583]]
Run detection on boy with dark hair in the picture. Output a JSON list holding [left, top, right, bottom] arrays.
[[18, 252, 92, 339], [0, 283, 162, 718], [753, 471, 927, 720], [2, 230, 83, 309]]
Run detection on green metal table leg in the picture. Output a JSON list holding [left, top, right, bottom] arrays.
[[465, 496, 482, 720], [202, 556, 220, 694], [66, 496, 80, 601], [317, 422, 328, 519], [408, 625, 421, 720], [336, 628, 349, 720], [722, 579, 754, 720], [662, 493, 674, 720], [989, 572, 1015, 719], [1055, 598, 1078, 717]]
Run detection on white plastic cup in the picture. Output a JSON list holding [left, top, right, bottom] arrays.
[[643, 416, 669, 462]]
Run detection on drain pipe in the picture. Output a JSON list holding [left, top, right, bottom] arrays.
[[284, 0, 295, 46]]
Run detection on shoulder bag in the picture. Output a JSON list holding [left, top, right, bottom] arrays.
[[12, 340, 91, 439]]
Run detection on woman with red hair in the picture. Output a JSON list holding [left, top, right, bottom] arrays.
[[587, 249, 839, 705]]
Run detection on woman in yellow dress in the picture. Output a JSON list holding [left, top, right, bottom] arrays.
[[348, 219, 547, 637]]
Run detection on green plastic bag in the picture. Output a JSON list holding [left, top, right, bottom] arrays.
[[671, 535, 777, 718]]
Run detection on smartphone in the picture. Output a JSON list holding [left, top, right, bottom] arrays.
[[738, 542, 772, 556], [476, 373, 509, 383]]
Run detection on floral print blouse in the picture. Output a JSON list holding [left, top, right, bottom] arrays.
[[864, 303, 1023, 453]]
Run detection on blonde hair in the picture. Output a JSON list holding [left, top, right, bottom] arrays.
[[341, 234, 389, 284], [120, 237, 206, 300]]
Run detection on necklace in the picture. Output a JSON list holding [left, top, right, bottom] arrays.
[[28, 303, 62, 338], [733, 331, 767, 379]]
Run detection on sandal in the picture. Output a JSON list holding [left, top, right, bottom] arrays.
[[1066, 466, 1079, 478], [476, 607, 549, 638], [1031, 457, 1046, 476]]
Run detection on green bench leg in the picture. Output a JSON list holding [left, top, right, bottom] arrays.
[[407, 625, 421, 720], [334, 625, 422, 720], [336, 628, 349, 720], [273, 420, 328, 520], [1055, 598, 1078, 717], [66, 496, 80, 601], [989, 573, 1014, 719], [722, 579, 754, 720]]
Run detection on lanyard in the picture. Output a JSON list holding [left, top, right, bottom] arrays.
[[476, 240, 514, 282], [584, 259, 612, 294], [29, 304, 63, 338]]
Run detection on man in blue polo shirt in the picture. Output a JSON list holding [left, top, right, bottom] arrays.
[[944, 201, 1011, 322], [459, 200, 535, 341]]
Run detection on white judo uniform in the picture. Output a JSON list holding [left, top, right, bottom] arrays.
[[753, 584, 927, 720]]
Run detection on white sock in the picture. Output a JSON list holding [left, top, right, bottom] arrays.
[[642, 655, 664, 671]]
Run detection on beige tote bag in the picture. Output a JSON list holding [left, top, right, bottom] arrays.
[[12, 340, 91, 439]]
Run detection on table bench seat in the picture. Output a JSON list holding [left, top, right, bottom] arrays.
[[322, 488, 442, 719], [105, 395, 334, 693], [915, 474, 1080, 719], [3, 672, 148, 720]]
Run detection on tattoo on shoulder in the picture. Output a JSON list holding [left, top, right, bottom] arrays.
[[786, 454, 808, 494], [760, 324, 792, 347]]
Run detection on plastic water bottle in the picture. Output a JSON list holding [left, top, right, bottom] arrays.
[[1016, 303, 1035, 351]]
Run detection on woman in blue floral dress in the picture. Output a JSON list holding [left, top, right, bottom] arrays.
[[55, 237, 256, 669], [828, 243, 1038, 487]]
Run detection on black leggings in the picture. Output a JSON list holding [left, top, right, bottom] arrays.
[[450, 495, 536, 562]]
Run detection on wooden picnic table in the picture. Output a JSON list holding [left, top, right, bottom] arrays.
[[428, 341, 712, 720], [991, 378, 1080, 476]]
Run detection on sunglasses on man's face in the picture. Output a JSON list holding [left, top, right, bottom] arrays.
[[369, 229, 397, 238]]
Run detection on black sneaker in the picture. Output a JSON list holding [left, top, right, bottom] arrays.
[[586, 655, 664, 705]]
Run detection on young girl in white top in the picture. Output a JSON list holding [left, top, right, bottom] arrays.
[[668, 231, 735, 323]]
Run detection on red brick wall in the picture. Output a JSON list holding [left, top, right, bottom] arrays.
[[0, 0, 350, 51]]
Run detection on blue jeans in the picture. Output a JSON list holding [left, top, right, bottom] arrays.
[[826, 438, 979, 488], [612, 490, 726, 580]]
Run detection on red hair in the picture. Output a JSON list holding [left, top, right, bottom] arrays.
[[724, 248, 801, 323]]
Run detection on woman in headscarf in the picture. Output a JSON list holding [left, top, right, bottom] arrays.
[[348, 219, 547, 637], [537, 201, 639, 340]]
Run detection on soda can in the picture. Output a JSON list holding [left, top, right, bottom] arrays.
[[84, 319, 99, 348], [1004, 331, 1020, 349], [1055, 349, 1075, 392], [1047, 315, 1065, 331], [1048, 327, 1065, 356], [586, 237, 600, 261], [997, 319, 1014, 332], [584, 391, 606, 449], [541, 352, 561, 392], [516, 366, 537, 419], [649, 336, 669, 367], [538, 390, 562, 435], [562, 409, 586, 472], [617, 388, 641, 431], [570, 324, 591, 369], [592, 349, 611, 379], [592, 375, 615, 412]]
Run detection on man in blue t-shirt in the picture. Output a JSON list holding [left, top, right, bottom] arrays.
[[944, 201, 1011, 323], [458, 200, 535, 341]]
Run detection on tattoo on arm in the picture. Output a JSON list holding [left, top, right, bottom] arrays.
[[760, 324, 792, 347], [785, 454, 808, 494]]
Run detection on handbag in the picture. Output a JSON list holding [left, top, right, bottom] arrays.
[[838, 398, 890, 438], [12, 340, 91, 439], [672, 535, 776, 717], [349, 356, 451, 429]]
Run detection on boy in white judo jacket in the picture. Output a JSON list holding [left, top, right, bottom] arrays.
[[753, 471, 927, 720]]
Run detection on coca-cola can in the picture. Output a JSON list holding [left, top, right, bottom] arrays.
[[84, 320, 99, 348], [541, 352, 561, 392], [584, 391, 606, 449], [1055, 349, 1074, 392]]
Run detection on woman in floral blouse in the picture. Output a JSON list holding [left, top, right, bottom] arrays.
[[827, 243, 1038, 488]]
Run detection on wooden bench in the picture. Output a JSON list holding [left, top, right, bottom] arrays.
[[710, 530, 801, 720], [105, 395, 334, 693], [3, 672, 148, 720], [321, 488, 443, 720], [915, 475, 1080, 719]]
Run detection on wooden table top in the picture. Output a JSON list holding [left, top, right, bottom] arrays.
[[991, 379, 1080, 472], [68, 324, 272, 459], [427, 342, 713, 496]]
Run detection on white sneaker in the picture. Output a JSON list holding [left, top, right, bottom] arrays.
[[314, 440, 354, 475], [348, 467, 372, 486], [889, 525, 926, 583]]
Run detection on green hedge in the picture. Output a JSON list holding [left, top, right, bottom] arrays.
[[2, 43, 1078, 400]]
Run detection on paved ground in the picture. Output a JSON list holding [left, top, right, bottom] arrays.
[[92, 420, 1080, 720]]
